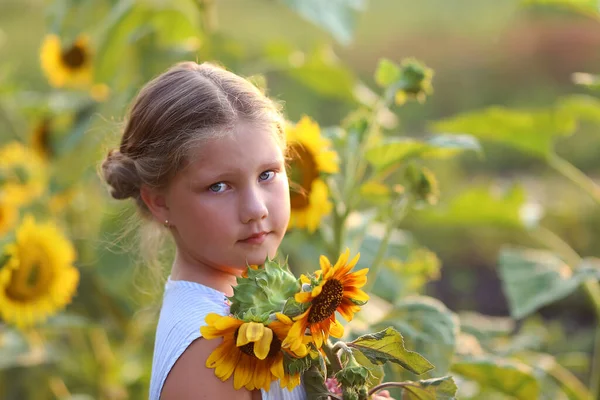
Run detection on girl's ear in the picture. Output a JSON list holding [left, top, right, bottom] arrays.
[[140, 184, 170, 223]]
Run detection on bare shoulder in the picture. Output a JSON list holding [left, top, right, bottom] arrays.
[[161, 337, 256, 400]]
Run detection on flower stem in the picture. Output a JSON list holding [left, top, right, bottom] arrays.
[[363, 220, 394, 294], [533, 227, 600, 397], [368, 381, 412, 396], [547, 153, 600, 205], [363, 196, 409, 294], [544, 153, 600, 397], [546, 357, 593, 400], [323, 341, 343, 374]]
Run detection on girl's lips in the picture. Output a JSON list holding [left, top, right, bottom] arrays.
[[239, 231, 269, 245]]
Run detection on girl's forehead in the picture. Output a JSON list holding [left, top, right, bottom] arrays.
[[184, 123, 284, 169]]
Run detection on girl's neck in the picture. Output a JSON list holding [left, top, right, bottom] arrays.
[[169, 251, 239, 297]]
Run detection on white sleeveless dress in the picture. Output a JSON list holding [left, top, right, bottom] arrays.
[[149, 278, 307, 400]]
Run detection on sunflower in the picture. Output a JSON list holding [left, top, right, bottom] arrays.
[[0, 215, 79, 329], [0, 196, 18, 236], [282, 249, 369, 350], [0, 142, 47, 205], [201, 313, 305, 391], [30, 119, 53, 160], [40, 34, 93, 88], [286, 116, 339, 233]]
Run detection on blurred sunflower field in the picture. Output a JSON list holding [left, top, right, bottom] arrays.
[[3, 0, 600, 398]]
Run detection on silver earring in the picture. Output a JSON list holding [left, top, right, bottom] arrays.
[[163, 219, 170, 228]]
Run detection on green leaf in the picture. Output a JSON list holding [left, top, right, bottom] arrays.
[[280, 0, 365, 45], [430, 106, 577, 157], [419, 184, 528, 230], [521, 0, 600, 18], [400, 376, 458, 400], [557, 94, 600, 125], [375, 58, 400, 88], [373, 296, 459, 374], [365, 134, 480, 173], [348, 327, 434, 375], [452, 356, 540, 400], [264, 42, 356, 101], [499, 247, 600, 319], [303, 367, 331, 400], [288, 47, 356, 101]]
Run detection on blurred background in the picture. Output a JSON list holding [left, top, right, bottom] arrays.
[[2, 0, 600, 398]]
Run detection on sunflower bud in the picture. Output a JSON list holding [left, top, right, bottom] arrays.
[[375, 58, 433, 105], [404, 163, 439, 206], [342, 388, 360, 400], [335, 355, 369, 388], [395, 58, 433, 104]]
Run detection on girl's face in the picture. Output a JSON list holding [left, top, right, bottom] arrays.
[[164, 120, 290, 271]]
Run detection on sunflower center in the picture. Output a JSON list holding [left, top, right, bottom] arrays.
[[34, 121, 52, 158], [61, 44, 86, 68], [5, 257, 53, 302], [288, 143, 319, 209], [234, 328, 282, 359], [308, 279, 344, 323]]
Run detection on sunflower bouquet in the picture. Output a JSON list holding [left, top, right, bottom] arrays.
[[200, 249, 455, 399]]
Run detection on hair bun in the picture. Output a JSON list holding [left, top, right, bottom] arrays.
[[101, 149, 140, 200]]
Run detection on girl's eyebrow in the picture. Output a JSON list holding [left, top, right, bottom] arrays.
[[191, 158, 284, 182]]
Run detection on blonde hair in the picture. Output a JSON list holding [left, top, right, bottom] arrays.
[[100, 61, 286, 290]]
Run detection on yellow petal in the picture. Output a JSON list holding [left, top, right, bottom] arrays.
[[329, 318, 344, 338], [254, 327, 273, 360], [311, 284, 323, 297], [311, 324, 324, 348], [245, 322, 265, 342], [215, 315, 242, 331], [300, 274, 311, 284], [334, 249, 350, 270], [236, 322, 250, 346], [282, 318, 306, 349], [347, 252, 360, 269], [290, 341, 308, 357], [205, 313, 222, 325], [206, 338, 232, 368], [275, 312, 293, 325], [344, 288, 370, 302], [295, 291, 313, 303], [233, 355, 253, 390], [319, 255, 331, 276], [213, 343, 241, 381], [270, 355, 285, 379], [200, 325, 222, 339]]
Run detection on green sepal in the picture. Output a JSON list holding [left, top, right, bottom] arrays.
[[282, 296, 310, 318], [283, 352, 313, 376], [229, 257, 300, 318]]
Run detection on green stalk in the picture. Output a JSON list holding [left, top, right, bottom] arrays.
[[363, 220, 394, 294], [547, 358, 593, 400], [323, 341, 343, 374], [533, 227, 600, 398], [547, 153, 600, 205], [544, 154, 600, 397]]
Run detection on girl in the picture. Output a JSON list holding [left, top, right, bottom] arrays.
[[101, 62, 391, 400]]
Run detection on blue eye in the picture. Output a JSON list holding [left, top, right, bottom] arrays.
[[209, 182, 227, 193], [259, 171, 275, 181]]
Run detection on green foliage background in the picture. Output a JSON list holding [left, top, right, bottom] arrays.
[[2, 0, 600, 399]]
